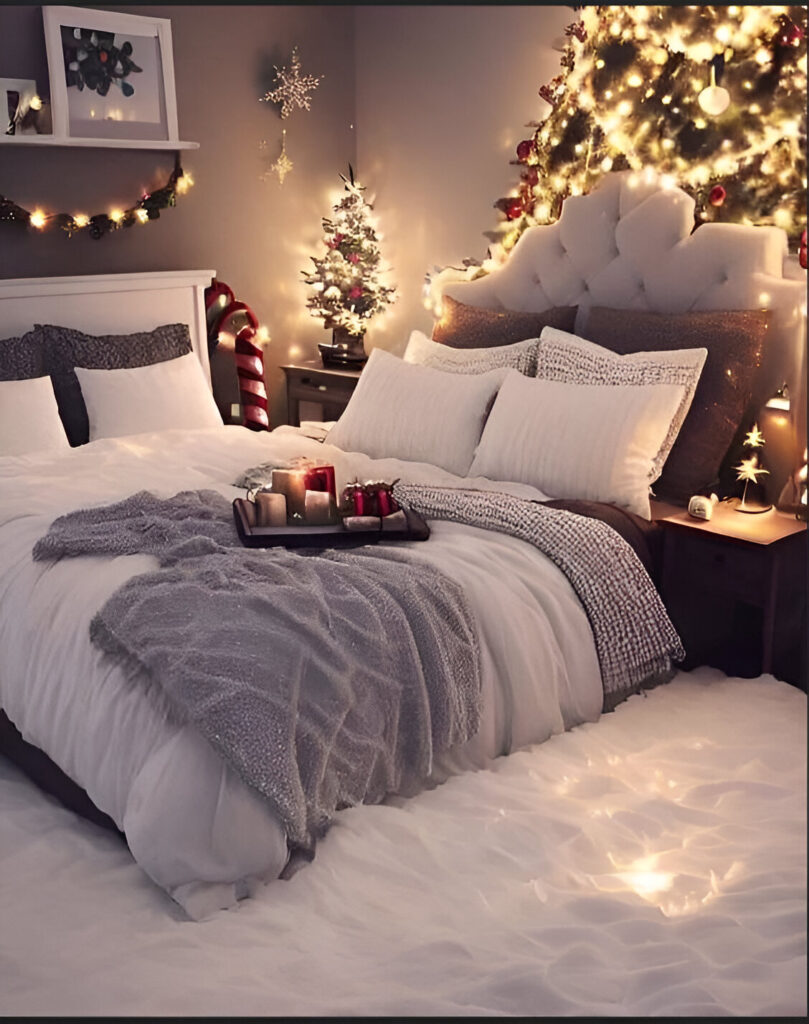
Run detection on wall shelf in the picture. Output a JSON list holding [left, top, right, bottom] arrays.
[[0, 135, 198, 150]]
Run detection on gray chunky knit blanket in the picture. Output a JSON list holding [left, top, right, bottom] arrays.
[[393, 483, 684, 710], [32, 490, 481, 853]]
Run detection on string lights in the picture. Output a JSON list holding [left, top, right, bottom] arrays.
[[0, 157, 193, 239], [489, 5, 806, 255]]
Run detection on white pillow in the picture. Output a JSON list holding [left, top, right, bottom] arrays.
[[403, 329, 539, 375], [0, 376, 69, 456], [468, 370, 685, 519], [75, 352, 222, 441], [325, 347, 506, 476], [536, 326, 707, 480]]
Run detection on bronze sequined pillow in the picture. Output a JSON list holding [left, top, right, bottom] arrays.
[[583, 306, 770, 502], [432, 294, 577, 349]]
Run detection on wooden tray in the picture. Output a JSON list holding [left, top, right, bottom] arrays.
[[233, 499, 430, 548]]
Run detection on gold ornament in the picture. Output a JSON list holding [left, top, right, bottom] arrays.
[[270, 130, 293, 184]]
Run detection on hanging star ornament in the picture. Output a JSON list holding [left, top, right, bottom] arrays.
[[270, 130, 293, 184], [743, 423, 766, 448], [261, 48, 321, 119]]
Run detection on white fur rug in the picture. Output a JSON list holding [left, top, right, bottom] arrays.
[[0, 668, 805, 1017]]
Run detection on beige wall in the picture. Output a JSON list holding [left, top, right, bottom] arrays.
[[354, 4, 571, 355], [0, 4, 570, 421]]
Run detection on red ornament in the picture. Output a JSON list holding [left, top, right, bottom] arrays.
[[709, 185, 726, 207], [348, 252, 360, 264], [516, 139, 533, 162], [780, 21, 804, 46], [564, 21, 586, 42], [504, 197, 523, 221], [524, 167, 539, 186], [349, 286, 363, 299], [799, 229, 807, 270]]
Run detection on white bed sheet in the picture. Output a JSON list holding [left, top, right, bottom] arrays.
[[0, 425, 602, 916]]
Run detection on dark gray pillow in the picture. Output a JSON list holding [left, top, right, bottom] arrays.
[[583, 306, 771, 502], [0, 332, 44, 381], [36, 323, 192, 446]]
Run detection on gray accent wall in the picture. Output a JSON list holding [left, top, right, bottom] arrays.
[[354, 5, 570, 356], [0, 4, 568, 423]]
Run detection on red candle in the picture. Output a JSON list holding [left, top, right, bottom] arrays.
[[303, 464, 336, 500]]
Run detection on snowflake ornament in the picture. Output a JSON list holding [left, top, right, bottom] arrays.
[[262, 48, 321, 119]]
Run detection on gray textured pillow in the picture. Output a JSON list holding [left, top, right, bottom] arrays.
[[403, 329, 540, 376], [37, 323, 192, 446], [432, 294, 577, 349], [0, 332, 43, 381]]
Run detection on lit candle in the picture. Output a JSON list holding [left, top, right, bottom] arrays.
[[256, 490, 287, 527], [304, 489, 337, 525], [271, 469, 307, 522]]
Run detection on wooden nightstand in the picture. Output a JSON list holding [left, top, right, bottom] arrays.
[[281, 361, 362, 427], [654, 499, 807, 686]]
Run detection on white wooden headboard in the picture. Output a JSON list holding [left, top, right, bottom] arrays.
[[0, 270, 216, 382], [434, 171, 807, 437]]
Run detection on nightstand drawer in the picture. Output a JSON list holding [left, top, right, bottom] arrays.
[[675, 534, 769, 604], [282, 362, 362, 427], [288, 375, 357, 401]]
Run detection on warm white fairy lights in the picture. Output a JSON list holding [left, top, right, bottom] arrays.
[[489, 5, 806, 255], [303, 173, 396, 336]]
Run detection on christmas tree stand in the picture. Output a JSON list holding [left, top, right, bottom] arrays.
[[318, 327, 368, 369]]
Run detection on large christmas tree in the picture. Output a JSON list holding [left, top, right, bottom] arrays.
[[490, 5, 807, 257]]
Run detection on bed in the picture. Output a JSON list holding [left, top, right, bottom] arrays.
[[0, 172, 806, 1015]]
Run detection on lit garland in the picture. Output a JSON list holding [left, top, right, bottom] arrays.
[[302, 167, 396, 336], [485, 6, 806, 259], [0, 157, 193, 239]]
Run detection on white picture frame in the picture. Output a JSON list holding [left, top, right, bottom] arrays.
[[0, 77, 40, 135], [42, 5, 179, 144]]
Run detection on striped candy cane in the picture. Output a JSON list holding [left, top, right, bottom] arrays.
[[205, 281, 270, 431]]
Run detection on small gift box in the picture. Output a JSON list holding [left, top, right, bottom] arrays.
[[339, 479, 400, 518]]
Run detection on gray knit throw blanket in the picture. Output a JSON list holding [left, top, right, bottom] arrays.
[[32, 489, 481, 853], [393, 483, 684, 710]]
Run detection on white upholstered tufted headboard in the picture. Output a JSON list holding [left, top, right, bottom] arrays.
[[436, 171, 807, 438]]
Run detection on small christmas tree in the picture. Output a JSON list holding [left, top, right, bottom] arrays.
[[303, 167, 396, 365], [490, 6, 807, 255]]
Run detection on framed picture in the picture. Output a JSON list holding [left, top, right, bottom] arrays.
[[42, 5, 179, 143], [1, 78, 40, 136]]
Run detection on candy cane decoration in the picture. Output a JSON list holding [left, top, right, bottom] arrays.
[[205, 280, 270, 431]]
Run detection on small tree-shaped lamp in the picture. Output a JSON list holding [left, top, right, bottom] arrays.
[[303, 166, 396, 368], [734, 423, 771, 514]]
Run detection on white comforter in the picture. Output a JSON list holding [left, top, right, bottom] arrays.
[[0, 424, 602, 916]]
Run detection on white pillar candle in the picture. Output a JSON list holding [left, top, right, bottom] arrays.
[[256, 490, 287, 527], [271, 468, 307, 522], [304, 489, 338, 525]]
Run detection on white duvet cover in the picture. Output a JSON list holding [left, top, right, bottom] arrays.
[[0, 424, 602, 916]]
